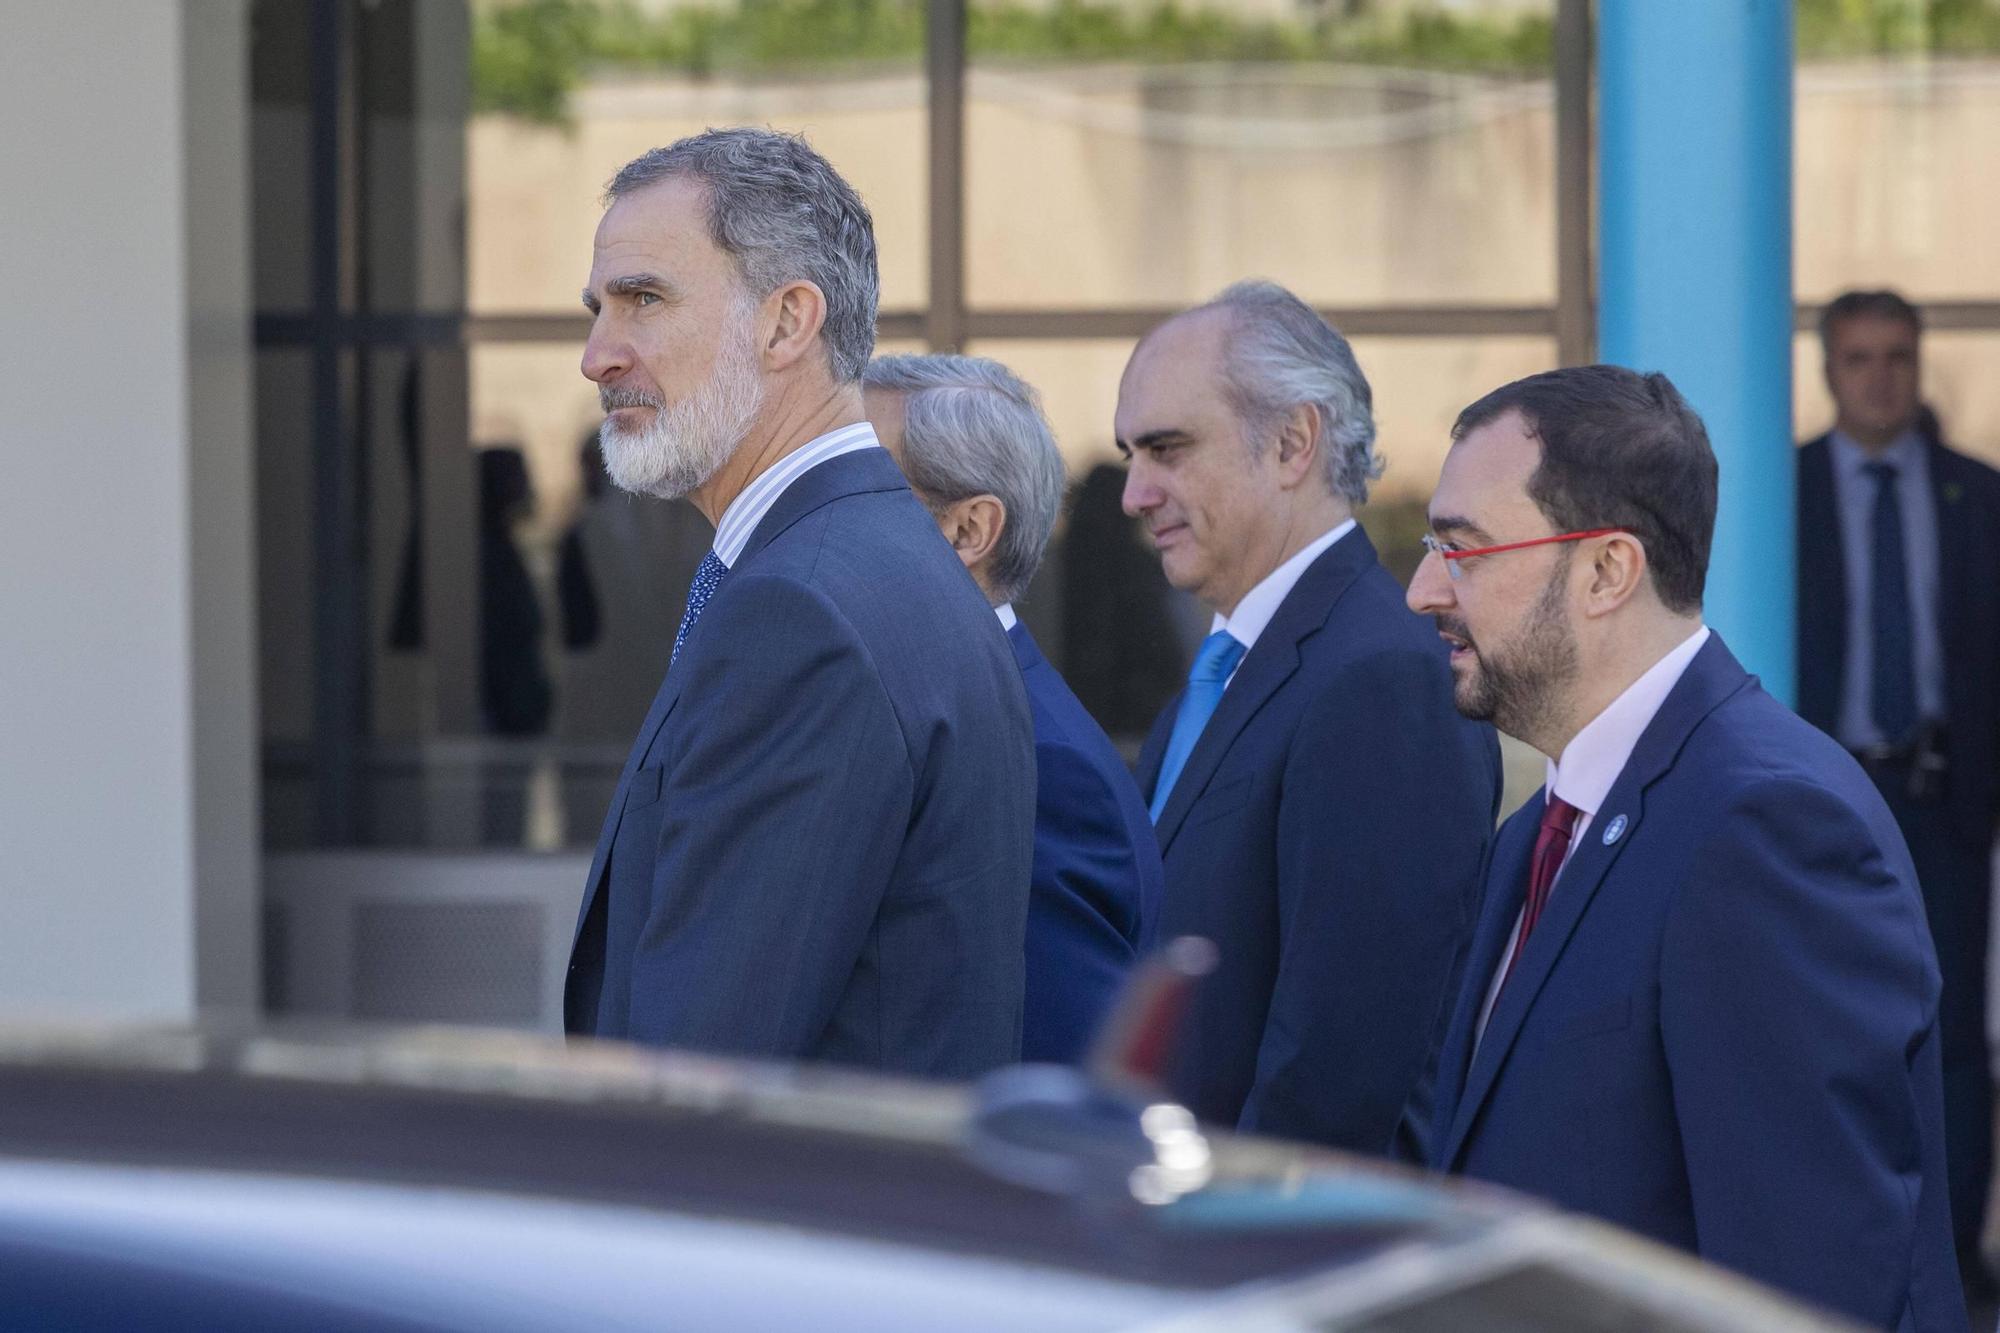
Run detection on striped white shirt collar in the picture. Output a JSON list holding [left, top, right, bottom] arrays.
[[711, 422, 880, 568]]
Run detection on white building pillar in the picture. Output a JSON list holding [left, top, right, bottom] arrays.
[[0, 1, 258, 1018]]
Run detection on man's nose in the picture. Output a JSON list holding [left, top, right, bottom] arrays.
[[1121, 464, 1159, 518], [581, 321, 627, 386], [1407, 548, 1455, 615]]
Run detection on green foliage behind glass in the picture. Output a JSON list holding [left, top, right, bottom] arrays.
[[471, 0, 2000, 128], [470, 0, 1553, 125]]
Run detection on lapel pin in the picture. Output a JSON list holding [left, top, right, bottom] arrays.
[[1602, 814, 1628, 846]]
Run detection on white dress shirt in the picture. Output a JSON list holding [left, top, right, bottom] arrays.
[[710, 421, 880, 568], [1211, 519, 1357, 685], [995, 603, 1018, 632], [1475, 624, 1711, 1039], [1828, 427, 1945, 747]]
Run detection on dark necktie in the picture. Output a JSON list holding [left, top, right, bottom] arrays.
[[1502, 795, 1581, 990], [1149, 630, 1247, 822], [671, 550, 728, 668], [1865, 461, 1917, 744]]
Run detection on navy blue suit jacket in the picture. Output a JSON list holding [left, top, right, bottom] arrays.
[[564, 449, 1037, 1077], [1429, 635, 1963, 1331], [1008, 621, 1164, 1063], [1136, 528, 1501, 1153], [1797, 430, 2000, 847]]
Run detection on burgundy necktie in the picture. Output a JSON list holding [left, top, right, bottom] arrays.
[[1501, 795, 1581, 989]]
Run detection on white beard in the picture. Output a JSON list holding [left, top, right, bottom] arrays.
[[600, 300, 766, 501]]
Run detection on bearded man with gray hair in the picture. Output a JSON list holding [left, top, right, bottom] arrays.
[[864, 354, 1165, 1064], [565, 128, 1035, 1075], [1115, 280, 1500, 1153]]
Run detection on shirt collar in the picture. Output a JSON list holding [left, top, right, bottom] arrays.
[[1830, 425, 1924, 476], [994, 602, 1018, 631], [1547, 625, 1711, 818], [1210, 519, 1356, 651], [711, 422, 880, 568]]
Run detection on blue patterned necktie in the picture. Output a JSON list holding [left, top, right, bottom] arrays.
[[1865, 461, 1917, 744], [1150, 630, 1247, 822], [671, 550, 728, 668]]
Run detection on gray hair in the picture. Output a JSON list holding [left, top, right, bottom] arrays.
[[607, 128, 879, 381], [863, 354, 1066, 604], [1198, 279, 1382, 506]]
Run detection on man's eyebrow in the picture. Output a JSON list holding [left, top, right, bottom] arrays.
[[604, 272, 669, 299], [1427, 512, 1495, 545], [1121, 428, 1193, 452]]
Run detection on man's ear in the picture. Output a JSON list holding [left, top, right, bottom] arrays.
[[763, 280, 829, 372], [1273, 402, 1322, 489], [1580, 531, 1650, 619], [941, 493, 1007, 576]]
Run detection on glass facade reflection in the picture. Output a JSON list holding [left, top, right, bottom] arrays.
[[251, 1, 2000, 851]]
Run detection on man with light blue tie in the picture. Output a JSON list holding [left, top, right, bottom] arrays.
[[1116, 281, 1500, 1153], [562, 129, 1036, 1076], [863, 353, 1166, 1065]]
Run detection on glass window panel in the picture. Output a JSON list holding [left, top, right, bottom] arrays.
[[359, 0, 472, 315], [249, 0, 314, 312], [966, 0, 1558, 309], [466, 0, 927, 317], [1796, 45, 2000, 301]]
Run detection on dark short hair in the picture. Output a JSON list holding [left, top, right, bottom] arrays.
[[1452, 365, 1717, 615], [1818, 289, 1922, 347]]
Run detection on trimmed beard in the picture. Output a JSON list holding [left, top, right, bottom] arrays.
[[1448, 549, 1579, 744], [599, 296, 766, 501]]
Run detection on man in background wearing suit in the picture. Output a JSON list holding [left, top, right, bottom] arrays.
[[1115, 280, 1500, 1153], [1798, 289, 2000, 1287], [863, 353, 1165, 1064], [1411, 365, 1963, 1330], [564, 129, 1036, 1076]]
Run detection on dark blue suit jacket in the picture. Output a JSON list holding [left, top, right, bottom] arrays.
[[1008, 621, 1164, 1064], [1137, 528, 1500, 1153], [564, 449, 1037, 1077], [1429, 635, 1963, 1331], [1797, 430, 2000, 848]]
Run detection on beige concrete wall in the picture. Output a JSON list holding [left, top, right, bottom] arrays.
[[466, 58, 2000, 531]]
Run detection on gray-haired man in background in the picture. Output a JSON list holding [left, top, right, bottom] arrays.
[[1115, 280, 1500, 1153], [864, 354, 1164, 1063]]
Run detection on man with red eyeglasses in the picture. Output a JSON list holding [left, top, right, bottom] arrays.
[[1408, 364, 1964, 1331]]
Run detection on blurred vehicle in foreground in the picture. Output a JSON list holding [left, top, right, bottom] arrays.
[[0, 1012, 1859, 1331]]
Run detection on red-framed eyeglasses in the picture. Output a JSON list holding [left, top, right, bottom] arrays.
[[1420, 528, 1629, 582]]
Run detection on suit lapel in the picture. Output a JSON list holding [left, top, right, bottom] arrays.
[[571, 445, 911, 947], [1795, 437, 1845, 731], [1438, 635, 1755, 1169], [1430, 808, 1537, 1158], [1151, 530, 1380, 852], [570, 667, 688, 943], [1926, 438, 1970, 692]]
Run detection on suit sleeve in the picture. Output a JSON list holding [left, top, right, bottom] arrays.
[[1662, 778, 1940, 1327], [1240, 647, 1497, 1151], [625, 573, 914, 1055]]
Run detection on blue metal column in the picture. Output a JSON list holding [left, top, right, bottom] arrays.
[[1597, 0, 1796, 702]]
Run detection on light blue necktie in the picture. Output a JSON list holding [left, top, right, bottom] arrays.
[[1150, 630, 1247, 822], [671, 550, 728, 668]]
